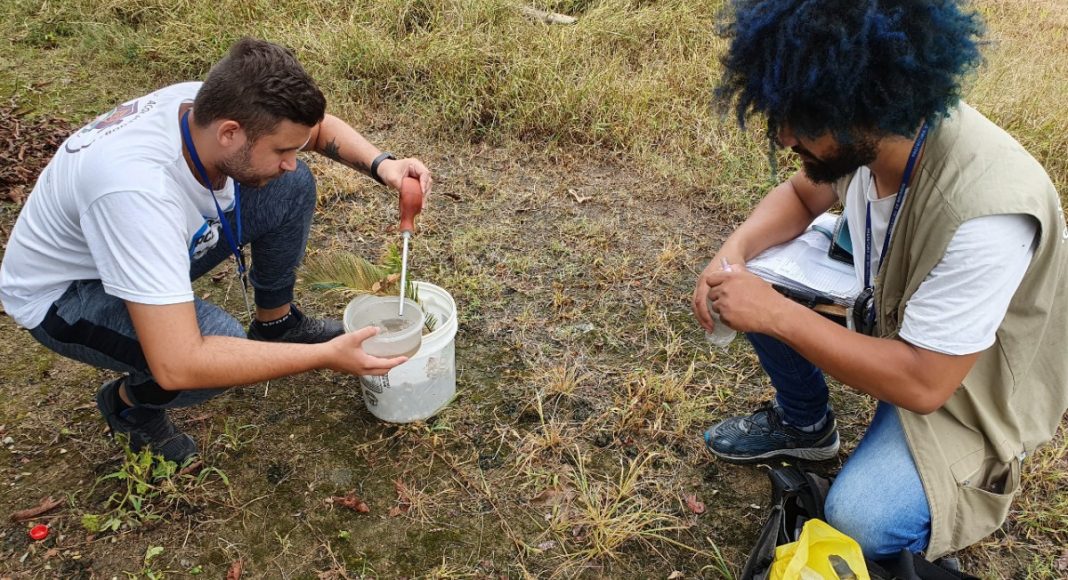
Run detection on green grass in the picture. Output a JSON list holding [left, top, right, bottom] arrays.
[[1, 0, 1066, 578], [3, 0, 1063, 204], [0, 0, 770, 213]]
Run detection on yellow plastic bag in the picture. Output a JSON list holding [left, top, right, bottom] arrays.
[[770, 519, 870, 580]]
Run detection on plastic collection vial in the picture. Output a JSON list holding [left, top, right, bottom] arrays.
[[705, 258, 736, 348], [705, 300, 736, 348]]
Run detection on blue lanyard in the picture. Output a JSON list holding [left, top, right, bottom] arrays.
[[863, 122, 929, 290], [179, 109, 245, 275]]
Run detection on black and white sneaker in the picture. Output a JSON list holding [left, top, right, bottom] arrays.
[[704, 402, 839, 464], [247, 304, 343, 344], [95, 378, 198, 465]]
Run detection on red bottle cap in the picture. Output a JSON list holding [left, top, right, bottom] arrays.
[[29, 524, 49, 541]]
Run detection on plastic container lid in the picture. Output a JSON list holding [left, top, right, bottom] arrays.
[[29, 524, 49, 541]]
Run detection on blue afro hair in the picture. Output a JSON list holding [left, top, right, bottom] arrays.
[[715, 0, 985, 141]]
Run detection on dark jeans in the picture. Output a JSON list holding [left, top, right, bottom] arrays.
[[747, 332, 829, 427], [28, 161, 317, 409]]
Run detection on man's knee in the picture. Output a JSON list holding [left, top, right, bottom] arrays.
[[166, 386, 228, 408], [195, 299, 246, 338], [824, 488, 929, 559]]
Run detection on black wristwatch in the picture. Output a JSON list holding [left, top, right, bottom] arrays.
[[369, 151, 396, 185]]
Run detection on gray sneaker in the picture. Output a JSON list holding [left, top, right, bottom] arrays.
[[247, 304, 343, 344], [95, 378, 198, 465]]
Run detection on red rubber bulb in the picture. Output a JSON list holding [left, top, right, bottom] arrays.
[[399, 176, 423, 233]]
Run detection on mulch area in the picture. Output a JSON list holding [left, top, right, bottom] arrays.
[[0, 101, 71, 205]]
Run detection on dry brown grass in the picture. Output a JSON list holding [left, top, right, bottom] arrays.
[[0, 0, 1065, 578]]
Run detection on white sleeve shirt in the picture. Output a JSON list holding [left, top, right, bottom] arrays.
[[898, 213, 1038, 355]]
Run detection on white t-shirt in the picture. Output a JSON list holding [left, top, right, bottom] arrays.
[[0, 82, 236, 328], [843, 167, 1038, 355]]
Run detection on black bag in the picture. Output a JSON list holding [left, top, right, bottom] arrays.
[[740, 465, 832, 580], [740, 465, 979, 580]]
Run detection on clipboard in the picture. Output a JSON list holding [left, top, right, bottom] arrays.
[[748, 213, 860, 327]]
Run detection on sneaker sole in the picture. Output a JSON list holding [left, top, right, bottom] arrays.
[[706, 432, 840, 465]]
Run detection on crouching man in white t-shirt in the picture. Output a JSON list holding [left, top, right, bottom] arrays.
[[0, 38, 433, 465]]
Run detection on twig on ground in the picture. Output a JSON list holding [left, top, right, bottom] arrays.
[[519, 5, 577, 25], [568, 189, 591, 204], [10, 496, 66, 522]]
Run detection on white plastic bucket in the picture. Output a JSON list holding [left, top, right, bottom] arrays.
[[343, 281, 457, 423]]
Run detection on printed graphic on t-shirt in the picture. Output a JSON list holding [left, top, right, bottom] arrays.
[[64, 99, 156, 154], [188, 218, 222, 260]]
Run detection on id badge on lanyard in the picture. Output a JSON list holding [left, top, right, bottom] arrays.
[[180, 109, 254, 322], [855, 121, 929, 336]]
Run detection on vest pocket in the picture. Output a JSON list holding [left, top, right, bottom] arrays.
[[951, 456, 1021, 550]]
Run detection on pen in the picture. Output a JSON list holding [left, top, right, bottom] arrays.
[[772, 283, 834, 307]]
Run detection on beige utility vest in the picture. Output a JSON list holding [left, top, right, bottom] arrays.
[[833, 103, 1068, 558]]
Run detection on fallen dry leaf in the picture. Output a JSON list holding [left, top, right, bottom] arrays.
[[536, 540, 556, 551], [530, 487, 574, 507], [226, 559, 243, 580], [330, 492, 370, 513], [178, 460, 205, 477], [668, 572, 685, 579], [10, 496, 66, 522], [683, 494, 705, 515], [571, 525, 587, 540], [391, 479, 412, 516], [0, 102, 72, 205], [5, 185, 25, 204]]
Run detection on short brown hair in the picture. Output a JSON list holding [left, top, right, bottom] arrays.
[[193, 38, 326, 140]]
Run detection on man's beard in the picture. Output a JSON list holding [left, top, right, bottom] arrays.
[[218, 141, 275, 188], [793, 136, 878, 184]]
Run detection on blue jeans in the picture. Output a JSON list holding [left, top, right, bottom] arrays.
[[747, 333, 932, 558], [27, 162, 318, 409]]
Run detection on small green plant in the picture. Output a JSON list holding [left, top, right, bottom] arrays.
[[127, 545, 169, 580], [81, 445, 177, 533], [81, 438, 229, 534], [215, 417, 259, 452]]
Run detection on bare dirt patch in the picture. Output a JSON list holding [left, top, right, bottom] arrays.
[[0, 110, 1064, 578]]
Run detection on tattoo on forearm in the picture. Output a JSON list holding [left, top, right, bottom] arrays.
[[323, 138, 342, 162], [321, 138, 370, 174]]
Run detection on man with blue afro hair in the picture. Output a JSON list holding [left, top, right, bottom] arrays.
[[693, 0, 1068, 561]]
